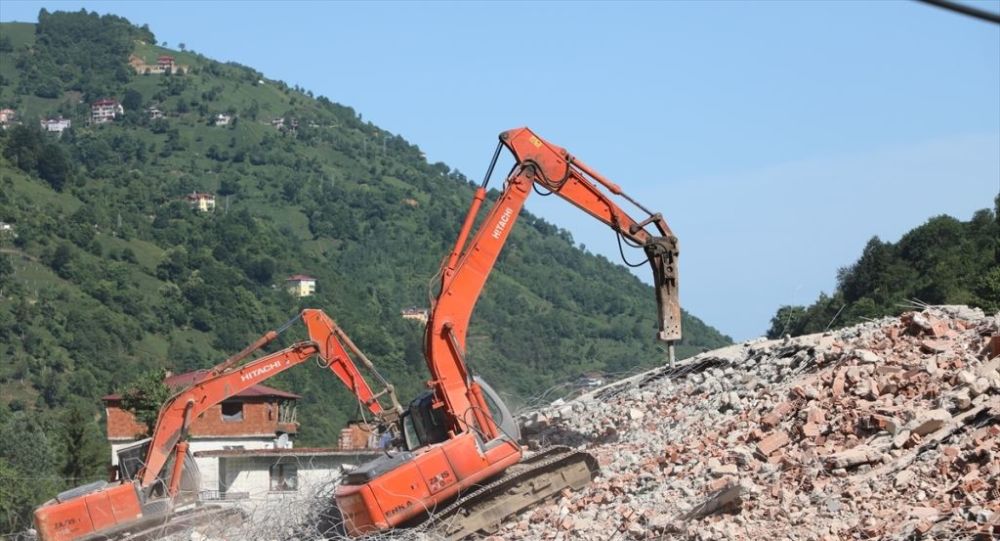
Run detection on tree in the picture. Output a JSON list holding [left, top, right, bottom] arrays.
[[60, 400, 106, 483], [37, 143, 72, 190], [0, 255, 13, 291], [2, 124, 44, 172], [766, 305, 806, 339], [0, 412, 60, 533], [122, 87, 143, 111], [118, 369, 171, 435], [48, 242, 76, 277]]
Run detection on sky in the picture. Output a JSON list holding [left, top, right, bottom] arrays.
[[2, 1, 999, 340]]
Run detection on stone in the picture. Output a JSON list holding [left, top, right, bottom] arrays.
[[855, 349, 881, 364], [908, 506, 940, 521], [911, 409, 951, 436], [968, 377, 990, 397], [628, 408, 645, 421], [824, 447, 882, 469], [923, 357, 938, 375], [957, 370, 977, 385], [920, 340, 949, 354], [710, 463, 738, 477], [894, 470, 915, 488]]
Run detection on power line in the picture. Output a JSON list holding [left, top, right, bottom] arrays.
[[916, 0, 1000, 24]]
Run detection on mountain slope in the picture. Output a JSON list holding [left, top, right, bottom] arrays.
[[0, 11, 729, 532]]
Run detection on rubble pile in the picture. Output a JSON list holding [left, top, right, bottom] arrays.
[[505, 306, 1000, 541]]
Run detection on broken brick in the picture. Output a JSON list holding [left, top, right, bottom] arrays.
[[757, 431, 790, 455]]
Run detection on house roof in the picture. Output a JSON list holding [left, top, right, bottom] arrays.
[[286, 274, 317, 282], [184, 191, 215, 200], [193, 447, 380, 458], [92, 98, 119, 107], [102, 369, 301, 401]]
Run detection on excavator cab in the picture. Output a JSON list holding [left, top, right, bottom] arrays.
[[399, 376, 520, 453], [402, 391, 448, 451]]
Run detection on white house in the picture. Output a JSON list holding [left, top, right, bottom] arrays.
[[184, 191, 216, 212], [285, 275, 317, 297], [214, 113, 232, 126], [401, 307, 430, 324], [0, 108, 16, 128], [91, 99, 124, 124], [40, 117, 72, 135]]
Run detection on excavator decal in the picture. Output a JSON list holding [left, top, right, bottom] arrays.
[[490, 206, 514, 239]]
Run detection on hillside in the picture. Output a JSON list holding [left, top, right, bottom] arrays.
[[0, 11, 729, 532], [767, 200, 1000, 339]]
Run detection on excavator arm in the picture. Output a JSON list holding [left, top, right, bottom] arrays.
[[427, 127, 681, 441]]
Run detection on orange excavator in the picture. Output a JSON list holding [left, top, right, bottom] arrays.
[[334, 127, 681, 538], [32, 309, 404, 541]]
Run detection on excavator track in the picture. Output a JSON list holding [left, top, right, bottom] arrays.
[[418, 446, 599, 541]]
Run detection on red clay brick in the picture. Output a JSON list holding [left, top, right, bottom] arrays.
[[757, 431, 790, 455]]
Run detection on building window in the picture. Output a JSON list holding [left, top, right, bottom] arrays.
[[221, 401, 243, 422], [269, 463, 298, 492]]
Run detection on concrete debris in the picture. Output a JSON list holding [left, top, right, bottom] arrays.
[[153, 305, 1000, 541], [510, 305, 1000, 540]]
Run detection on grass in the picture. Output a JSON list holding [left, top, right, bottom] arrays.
[[5, 162, 81, 212], [0, 22, 36, 48], [9, 255, 69, 293], [134, 333, 169, 363]]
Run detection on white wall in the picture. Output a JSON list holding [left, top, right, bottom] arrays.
[[215, 453, 378, 514]]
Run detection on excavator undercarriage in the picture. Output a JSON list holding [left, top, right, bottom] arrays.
[[417, 446, 599, 540]]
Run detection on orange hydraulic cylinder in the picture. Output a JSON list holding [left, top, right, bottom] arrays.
[[167, 441, 189, 496]]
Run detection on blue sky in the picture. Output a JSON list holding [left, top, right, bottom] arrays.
[[3, 1, 999, 340]]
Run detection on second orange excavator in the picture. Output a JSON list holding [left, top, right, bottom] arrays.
[[32, 309, 404, 541]]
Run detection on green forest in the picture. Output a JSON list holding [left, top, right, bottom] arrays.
[[0, 11, 731, 532], [767, 197, 1000, 339]]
